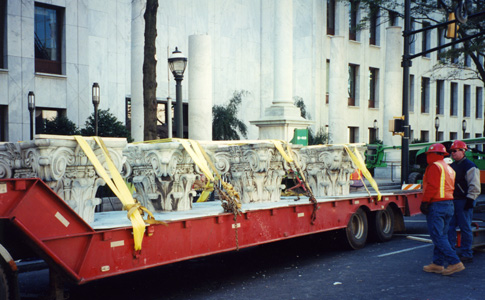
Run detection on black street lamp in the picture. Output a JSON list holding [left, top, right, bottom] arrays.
[[28, 91, 35, 140], [168, 47, 187, 138], [434, 116, 440, 141], [462, 119, 467, 139], [92, 83, 100, 136], [373, 119, 378, 143]]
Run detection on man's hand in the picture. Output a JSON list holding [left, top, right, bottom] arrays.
[[464, 198, 475, 210], [420, 202, 430, 215]]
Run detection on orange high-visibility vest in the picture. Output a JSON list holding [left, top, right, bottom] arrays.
[[422, 160, 455, 202], [350, 169, 362, 180]]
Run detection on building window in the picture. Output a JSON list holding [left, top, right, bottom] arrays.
[[437, 28, 445, 62], [450, 132, 457, 140], [369, 6, 379, 45], [35, 108, 66, 135], [35, 3, 64, 74], [476, 87, 483, 119], [369, 127, 378, 143], [349, 1, 359, 41], [0, 0, 5, 69], [0, 105, 7, 141], [464, 53, 471, 67], [420, 130, 429, 142], [327, 0, 336, 35], [326, 59, 330, 104], [422, 22, 431, 58], [409, 74, 415, 112], [450, 82, 458, 116], [348, 64, 359, 106], [452, 43, 459, 64], [410, 18, 416, 55], [369, 67, 378, 108], [388, 10, 398, 26], [349, 126, 359, 143], [436, 80, 444, 115], [463, 84, 470, 117], [421, 77, 430, 113], [437, 131, 444, 141]]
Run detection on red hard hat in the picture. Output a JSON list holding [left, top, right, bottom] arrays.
[[450, 140, 467, 150], [426, 143, 449, 155]]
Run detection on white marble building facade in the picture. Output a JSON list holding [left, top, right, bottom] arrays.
[[0, 0, 484, 153]]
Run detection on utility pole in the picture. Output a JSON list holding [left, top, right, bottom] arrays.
[[401, 0, 411, 184]]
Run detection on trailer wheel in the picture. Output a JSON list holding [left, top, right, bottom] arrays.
[[345, 208, 368, 250], [0, 263, 17, 300], [370, 206, 394, 242]]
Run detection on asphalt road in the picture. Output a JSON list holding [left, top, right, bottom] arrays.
[[19, 211, 485, 300]]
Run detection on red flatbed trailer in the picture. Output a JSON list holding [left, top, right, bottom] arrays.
[[0, 178, 423, 299]]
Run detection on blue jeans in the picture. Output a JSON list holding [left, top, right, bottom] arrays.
[[426, 201, 460, 266], [448, 198, 474, 258]]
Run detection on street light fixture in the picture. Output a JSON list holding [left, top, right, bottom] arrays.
[[373, 119, 378, 143], [434, 116, 440, 141], [92, 83, 100, 136], [462, 119, 467, 139], [28, 91, 35, 140], [168, 47, 187, 138]]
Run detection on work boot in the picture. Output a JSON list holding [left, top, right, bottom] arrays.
[[442, 262, 465, 276], [423, 263, 444, 274]]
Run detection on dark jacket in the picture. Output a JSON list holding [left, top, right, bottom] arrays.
[[450, 157, 481, 200]]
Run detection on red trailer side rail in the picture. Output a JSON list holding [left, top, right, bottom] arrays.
[[0, 178, 422, 285]]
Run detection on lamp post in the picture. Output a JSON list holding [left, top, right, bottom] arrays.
[[92, 83, 100, 136], [462, 119, 467, 139], [28, 91, 35, 140], [434, 116, 440, 141], [168, 47, 187, 138], [373, 119, 378, 143]]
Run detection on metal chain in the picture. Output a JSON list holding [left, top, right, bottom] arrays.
[[215, 183, 241, 250]]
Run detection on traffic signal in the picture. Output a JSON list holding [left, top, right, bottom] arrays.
[[389, 116, 405, 136], [445, 12, 459, 39]]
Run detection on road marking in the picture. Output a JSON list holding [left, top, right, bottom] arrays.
[[377, 244, 432, 257]]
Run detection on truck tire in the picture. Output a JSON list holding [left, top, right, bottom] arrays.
[[345, 208, 368, 250], [0, 263, 18, 300], [370, 206, 394, 242], [407, 172, 422, 184]]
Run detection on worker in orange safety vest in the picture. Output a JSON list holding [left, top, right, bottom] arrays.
[[421, 143, 464, 276]]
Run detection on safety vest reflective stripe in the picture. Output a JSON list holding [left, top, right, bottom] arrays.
[[434, 162, 446, 198]]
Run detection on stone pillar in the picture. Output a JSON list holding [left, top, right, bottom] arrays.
[[328, 36, 347, 144], [250, 0, 312, 141], [130, 0, 144, 142], [273, 0, 293, 105], [376, 26, 403, 180], [188, 35, 212, 141], [383, 27, 403, 148]]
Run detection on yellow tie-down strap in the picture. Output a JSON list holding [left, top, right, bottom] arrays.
[[343, 144, 381, 201], [271, 140, 313, 196], [74, 136, 165, 251], [141, 138, 241, 208]]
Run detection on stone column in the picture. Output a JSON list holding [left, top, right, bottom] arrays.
[[383, 27, 403, 148], [328, 36, 347, 144], [250, 0, 312, 141], [376, 26, 403, 180], [273, 0, 293, 106], [188, 34, 212, 141], [130, 0, 144, 142]]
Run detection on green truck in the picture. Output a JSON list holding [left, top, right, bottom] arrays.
[[366, 138, 485, 187]]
